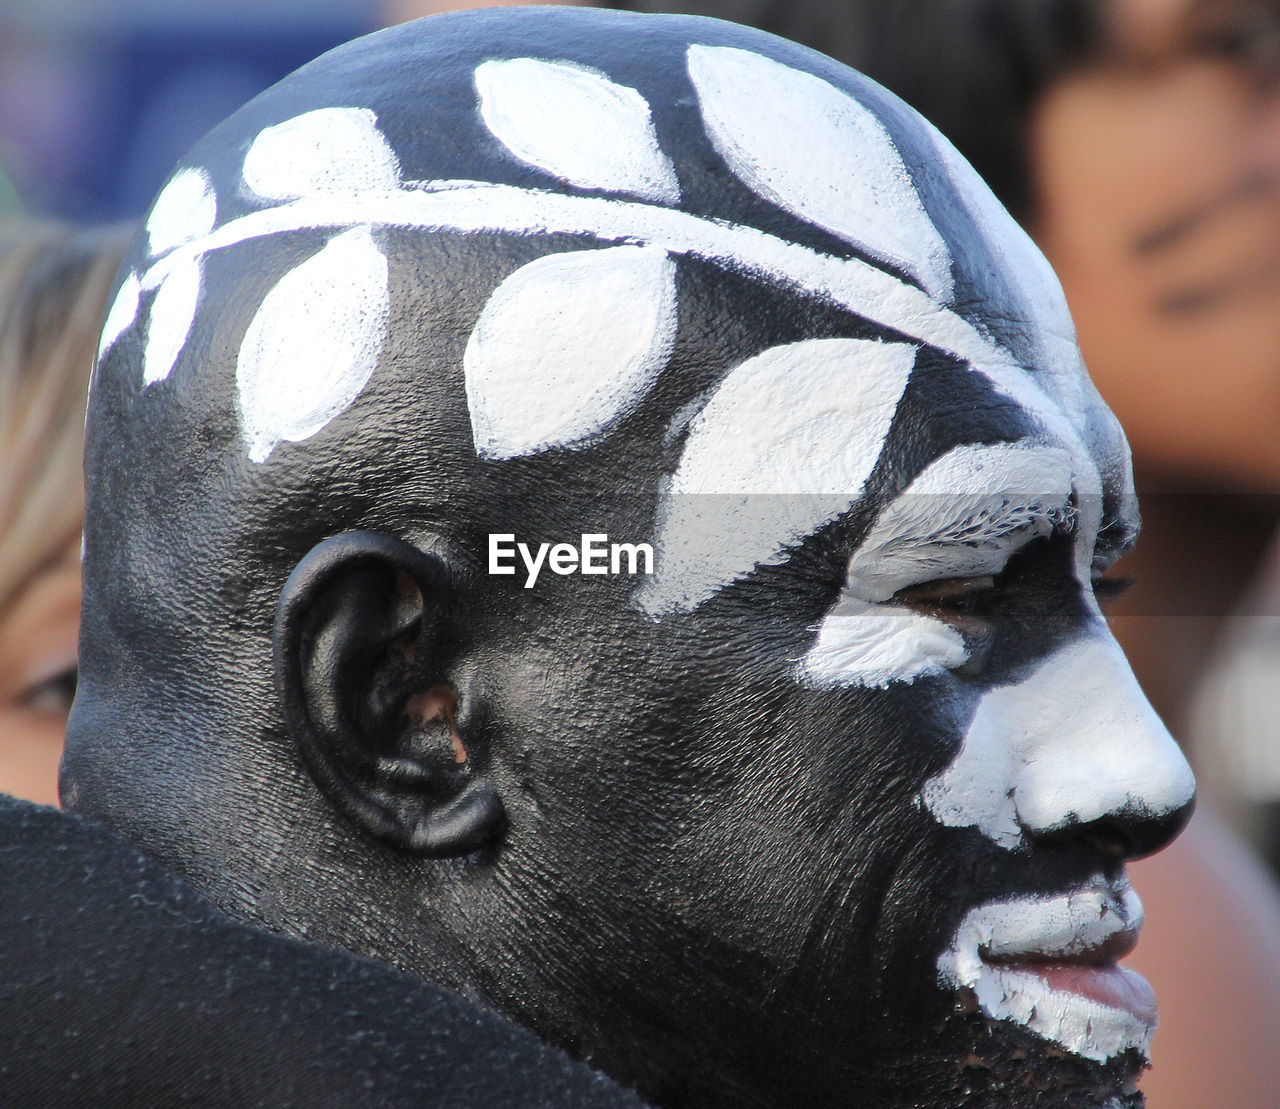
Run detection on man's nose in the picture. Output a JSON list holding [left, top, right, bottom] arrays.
[[1011, 633, 1196, 858], [921, 630, 1196, 857]]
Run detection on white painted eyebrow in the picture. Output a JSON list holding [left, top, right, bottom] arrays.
[[844, 441, 1075, 601]]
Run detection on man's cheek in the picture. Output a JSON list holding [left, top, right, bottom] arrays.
[[789, 688, 975, 897]]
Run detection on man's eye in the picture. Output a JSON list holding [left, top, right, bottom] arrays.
[[891, 575, 997, 619], [891, 576, 998, 676], [19, 666, 78, 718]]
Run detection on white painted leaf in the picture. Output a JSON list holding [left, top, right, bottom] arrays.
[[687, 45, 952, 301], [143, 257, 202, 386], [638, 338, 916, 615], [476, 58, 680, 204], [98, 271, 141, 361], [237, 226, 389, 463], [465, 245, 677, 459], [242, 107, 401, 201], [147, 168, 216, 258]]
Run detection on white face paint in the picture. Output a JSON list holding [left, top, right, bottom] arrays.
[[134, 168, 219, 385], [464, 245, 677, 459], [476, 58, 681, 204], [144, 257, 202, 387], [686, 45, 952, 300], [237, 226, 389, 463], [902, 462, 1194, 1060], [798, 443, 1075, 688], [840, 442, 1074, 602], [128, 48, 1007, 464], [781, 419, 1185, 1064], [98, 272, 141, 364], [242, 107, 401, 201], [110, 29, 1193, 1084], [146, 167, 216, 259], [799, 597, 968, 689], [639, 339, 916, 616], [938, 880, 1156, 1062], [761, 366, 1189, 1067], [921, 633, 1195, 851]]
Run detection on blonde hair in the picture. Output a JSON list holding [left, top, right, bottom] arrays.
[[0, 220, 132, 615]]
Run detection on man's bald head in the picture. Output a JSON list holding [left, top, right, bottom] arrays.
[[66, 10, 1190, 1106]]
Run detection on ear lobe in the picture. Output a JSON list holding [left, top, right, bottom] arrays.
[[274, 531, 505, 856]]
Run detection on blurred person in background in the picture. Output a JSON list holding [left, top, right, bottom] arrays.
[[0, 220, 129, 806], [1026, 20, 1280, 1105]]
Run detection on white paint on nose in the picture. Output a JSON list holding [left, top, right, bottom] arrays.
[[921, 632, 1195, 850]]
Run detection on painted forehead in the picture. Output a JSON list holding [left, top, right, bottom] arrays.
[[98, 11, 1130, 582]]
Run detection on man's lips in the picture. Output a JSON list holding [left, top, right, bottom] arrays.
[[1018, 964, 1158, 1025], [982, 898, 1139, 967], [984, 919, 1156, 1023], [938, 878, 1160, 1062], [974, 882, 1143, 962], [972, 883, 1156, 1023]]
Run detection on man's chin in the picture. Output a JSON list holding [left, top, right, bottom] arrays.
[[865, 1010, 1148, 1108]]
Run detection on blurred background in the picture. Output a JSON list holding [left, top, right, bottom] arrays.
[[4, 1, 1280, 1105], [0, 0, 374, 221]]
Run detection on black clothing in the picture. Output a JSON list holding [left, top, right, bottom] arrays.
[[0, 796, 645, 1108]]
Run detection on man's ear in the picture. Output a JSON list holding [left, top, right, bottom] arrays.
[[274, 531, 504, 856]]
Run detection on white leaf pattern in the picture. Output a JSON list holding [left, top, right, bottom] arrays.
[[638, 339, 916, 615], [464, 245, 677, 459], [476, 59, 680, 203], [143, 257, 202, 386], [147, 168, 216, 258], [134, 175, 999, 370], [242, 108, 401, 201], [687, 45, 953, 301], [237, 226, 389, 464], [98, 271, 141, 361]]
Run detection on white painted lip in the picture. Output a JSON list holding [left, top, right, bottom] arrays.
[[938, 877, 1157, 1062], [977, 880, 1143, 965]]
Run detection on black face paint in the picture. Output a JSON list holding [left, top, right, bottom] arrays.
[[65, 9, 1193, 1107]]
